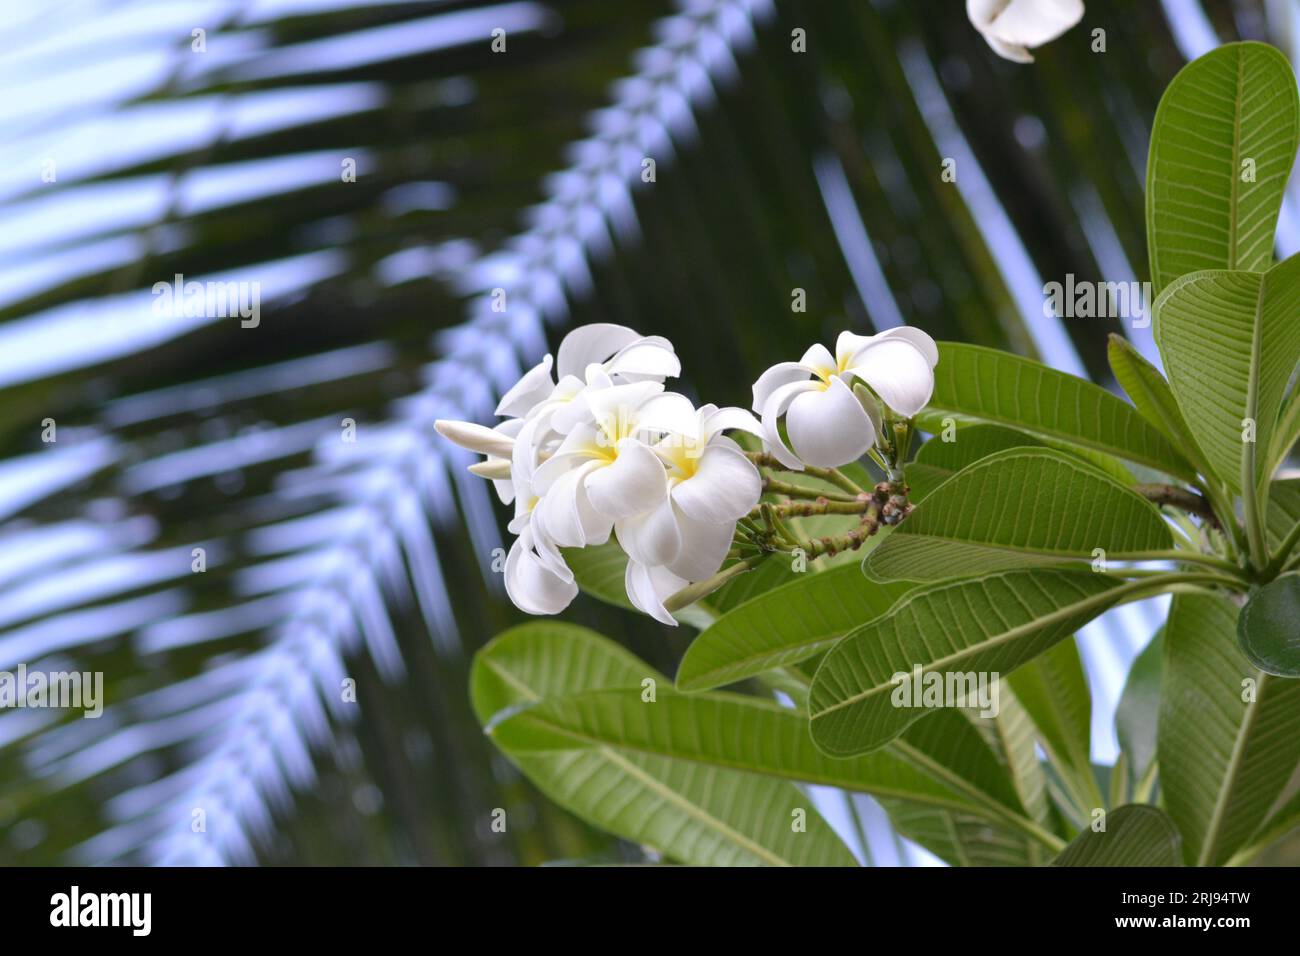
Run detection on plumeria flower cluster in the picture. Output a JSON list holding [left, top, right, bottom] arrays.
[[438, 322, 938, 624]]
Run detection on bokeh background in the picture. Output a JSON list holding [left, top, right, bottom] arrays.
[[1, 0, 1298, 865]]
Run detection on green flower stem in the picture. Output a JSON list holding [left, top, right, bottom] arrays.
[[744, 451, 866, 496], [761, 476, 857, 502], [663, 554, 768, 613]]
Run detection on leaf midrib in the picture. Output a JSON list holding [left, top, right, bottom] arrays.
[[810, 578, 1136, 720]]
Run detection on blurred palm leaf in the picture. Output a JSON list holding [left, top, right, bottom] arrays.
[[1, 0, 1296, 866]]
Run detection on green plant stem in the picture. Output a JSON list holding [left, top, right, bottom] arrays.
[[1243, 458, 1269, 573], [762, 476, 857, 503], [1263, 518, 1300, 579], [662, 554, 767, 612], [744, 451, 865, 495], [1120, 550, 1250, 581]]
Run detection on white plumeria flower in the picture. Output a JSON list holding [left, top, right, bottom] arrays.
[[437, 323, 678, 503], [967, 0, 1083, 63], [528, 380, 682, 551], [614, 405, 764, 624], [752, 327, 938, 469]]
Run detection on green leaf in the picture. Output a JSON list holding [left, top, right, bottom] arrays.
[[472, 623, 856, 866], [1006, 639, 1100, 813], [865, 449, 1173, 583], [1146, 41, 1299, 296], [1238, 573, 1300, 677], [923, 343, 1194, 479], [1115, 629, 1164, 789], [1153, 255, 1300, 494], [880, 705, 1061, 866], [972, 685, 1054, 828], [492, 688, 980, 814], [913, 424, 1044, 471], [808, 569, 1131, 757], [1267, 387, 1300, 473], [1265, 478, 1300, 551], [882, 803, 1043, 867], [1157, 593, 1300, 865], [676, 566, 916, 692], [1050, 806, 1182, 867], [1107, 334, 1215, 481]]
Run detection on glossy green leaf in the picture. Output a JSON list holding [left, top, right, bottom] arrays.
[[1146, 41, 1299, 295], [1238, 574, 1300, 677], [472, 623, 856, 867], [1157, 594, 1300, 865], [1154, 255, 1300, 494], [676, 566, 915, 692], [924, 342, 1193, 478], [865, 449, 1173, 582], [1050, 806, 1182, 867], [808, 569, 1130, 757]]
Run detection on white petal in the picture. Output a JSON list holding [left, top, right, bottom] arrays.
[[583, 439, 668, 519], [835, 330, 877, 368], [504, 534, 578, 615], [667, 511, 734, 582], [556, 324, 642, 379], [615, 495, 682, 567], [468, 458, 512, 479], [844, 338, 936, 417], [624, 560, 686, 627], [798, 343, 837, 376], [434, 419, 514, 458], [495, 354, 555, 418], [875, 326, 939, 367], [980, 0, 1083, 47], [760, 379, 821, 469], [606, 336, 680, 382], [984, 34, 1035, 61], [701, 406, 764, 443], [751, 361, 812, 413], [671, 443, 761, 523], [582, 380, 664, 437], [635, 391, 700, 439], [786, 375, 876, 467], [534, 461, 610, 548]]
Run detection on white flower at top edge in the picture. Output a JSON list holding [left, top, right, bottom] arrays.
[[967, 0, 1084, 63], [752, 327, 938, 470]]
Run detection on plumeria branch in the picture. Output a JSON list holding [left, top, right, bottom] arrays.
[[745, 451, 866, 495], [1133, 482, 1222, 532]]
